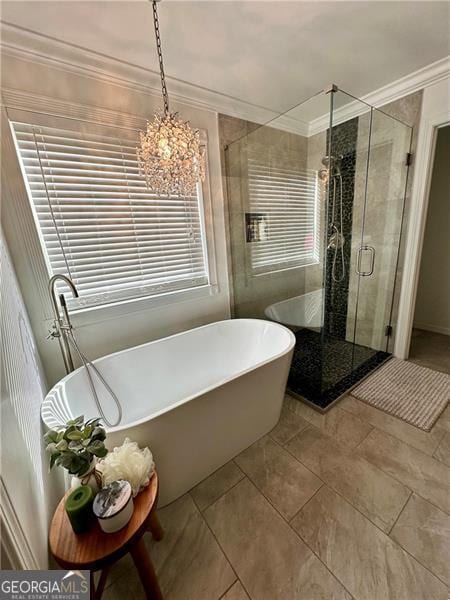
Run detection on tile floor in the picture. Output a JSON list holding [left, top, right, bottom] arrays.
[[409, 329, 450, 374], [103, 394, 450, 600]]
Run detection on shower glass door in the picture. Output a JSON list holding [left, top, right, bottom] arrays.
[[354, 105, 412, 358], [333, 90, 412, 370]]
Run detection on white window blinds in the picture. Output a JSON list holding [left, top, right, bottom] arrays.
[[247, 157, 320, 274], [12, 122, 210, 309]]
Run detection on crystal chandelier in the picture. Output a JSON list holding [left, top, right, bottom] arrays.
[[137, 0, 205, 196]]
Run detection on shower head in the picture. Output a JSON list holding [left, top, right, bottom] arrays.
[[321, 154, 342, 176]]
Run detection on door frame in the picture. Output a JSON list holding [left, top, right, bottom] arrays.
[[395, 78, 450, 359]]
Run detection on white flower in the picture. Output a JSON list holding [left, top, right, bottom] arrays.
[[97, 438, 155, 497]]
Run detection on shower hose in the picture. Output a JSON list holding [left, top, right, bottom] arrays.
[[66, 330, 122, 428], [331, 175, 346, 283]]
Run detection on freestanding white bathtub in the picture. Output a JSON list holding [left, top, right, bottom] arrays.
[[265, 289, 324, 331], [41, 319, 295, 506]]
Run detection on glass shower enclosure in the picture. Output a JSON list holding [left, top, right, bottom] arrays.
[[224, 85, 412, 410]]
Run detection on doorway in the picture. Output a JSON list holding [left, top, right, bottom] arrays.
[[409, 125, 450, 374]]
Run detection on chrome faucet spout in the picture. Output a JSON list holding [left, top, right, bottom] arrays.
[[48, 274, 78, 318], [49, 273, 79, 296], [48, 274, 79, 374]]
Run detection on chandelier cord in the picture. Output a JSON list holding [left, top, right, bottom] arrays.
[[151, 0, 170, 116]]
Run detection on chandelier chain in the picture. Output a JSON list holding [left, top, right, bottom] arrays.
[[152, 0, 169, 116]]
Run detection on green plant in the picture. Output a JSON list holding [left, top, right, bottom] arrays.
[[44, 416, 107, 476]]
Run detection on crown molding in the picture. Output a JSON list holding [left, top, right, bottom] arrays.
[[1, 22, 447, 139], [1, 87, 148, 131], [308, 56, 450, 136], [0, 22, 309, 136]]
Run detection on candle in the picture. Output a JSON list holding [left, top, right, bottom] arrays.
[[65, 485, 94, 534], [93, 480, 134, 533]]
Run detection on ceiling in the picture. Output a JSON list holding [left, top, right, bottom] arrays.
[[1, 1, 449, 115]]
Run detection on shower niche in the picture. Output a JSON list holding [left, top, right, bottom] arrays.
[[223, 86, 412, 410]]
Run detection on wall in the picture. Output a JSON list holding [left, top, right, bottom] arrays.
[[1, 52, 231, 387], [414, 125, 450, 335], [1, 234, 64, 569]]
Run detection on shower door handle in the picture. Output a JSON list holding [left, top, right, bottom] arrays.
[[356, 245, 375, 276]]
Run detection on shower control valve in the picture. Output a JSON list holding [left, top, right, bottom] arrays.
[[46, 323, 60, 340]]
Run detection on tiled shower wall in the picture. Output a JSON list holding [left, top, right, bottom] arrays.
[[305, 131, 327, 294], [325, 118, 358, 339], [219, 115, 313, 319]]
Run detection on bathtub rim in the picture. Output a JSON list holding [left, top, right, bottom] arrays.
[[264, 288, 324, 330], [41, 318, 295, 434]]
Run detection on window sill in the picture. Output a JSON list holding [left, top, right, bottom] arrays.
[[69, 284, 219, 329]]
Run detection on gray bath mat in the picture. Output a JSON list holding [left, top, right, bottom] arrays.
[[353, 358, 449, 431]]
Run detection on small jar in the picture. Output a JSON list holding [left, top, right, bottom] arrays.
[[93, 480, 133, 533]]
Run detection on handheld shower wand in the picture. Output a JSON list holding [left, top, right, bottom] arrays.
[[322, 155, 346, 283]]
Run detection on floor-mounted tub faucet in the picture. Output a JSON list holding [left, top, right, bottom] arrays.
[[47, 274, 123, 426], [48, 274, 79, 374]]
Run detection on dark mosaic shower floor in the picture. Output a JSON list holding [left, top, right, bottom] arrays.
[[287, 329, 391, 410]]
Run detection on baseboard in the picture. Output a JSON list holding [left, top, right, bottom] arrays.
[[413, 323, 450, 336]]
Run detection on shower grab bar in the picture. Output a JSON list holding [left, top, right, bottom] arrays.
[[356, 245, 375, 277]]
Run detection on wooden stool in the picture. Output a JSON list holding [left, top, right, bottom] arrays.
[[49, 473, 164, 600]]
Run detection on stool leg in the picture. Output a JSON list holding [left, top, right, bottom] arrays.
[[90, 572, 96, 600], [148, 512, 164, 541], [95, 568, 110, 600], [130, 537, 163, 600]]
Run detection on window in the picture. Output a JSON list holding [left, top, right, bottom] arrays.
[[247, 157, 320, 274], [12, 122, 210, 310]]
